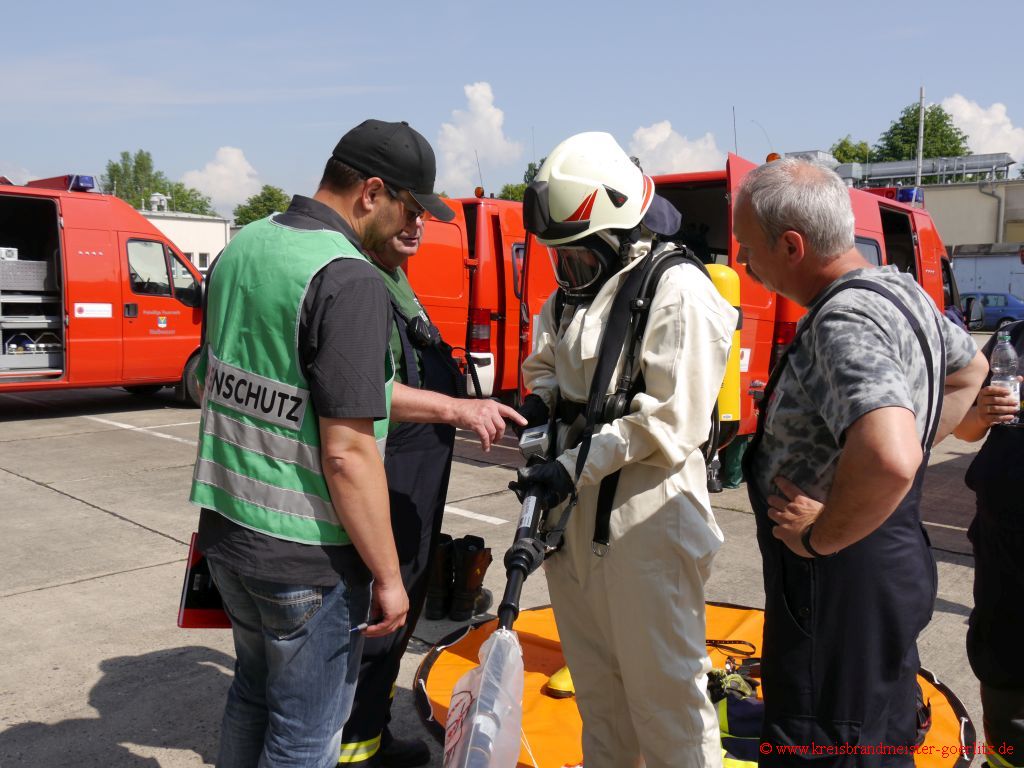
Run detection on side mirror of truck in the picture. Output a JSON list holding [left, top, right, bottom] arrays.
[[176, 285, 200, 308], [964, 297, 984, 331]]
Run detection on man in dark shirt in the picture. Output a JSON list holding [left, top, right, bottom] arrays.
[[954, 323, 1024, 768], [338, 208, 525, 767], [190, 120, 454, 768]]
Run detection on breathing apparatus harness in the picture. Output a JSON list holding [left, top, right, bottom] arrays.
[[541, 235, 723, 556]]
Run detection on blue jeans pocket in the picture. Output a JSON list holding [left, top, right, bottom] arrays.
[[244, 579, 325, 640]]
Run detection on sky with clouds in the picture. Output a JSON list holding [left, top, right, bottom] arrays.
[[3, 0, 1023, 218]]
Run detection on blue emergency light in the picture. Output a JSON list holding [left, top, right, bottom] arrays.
[[70, 175, 95, 192], [895, 187, 923, 205]]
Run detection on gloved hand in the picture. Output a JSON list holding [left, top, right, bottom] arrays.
[[509, 459, 575, 509], [707, 668, 760, 704], [511, 393, 549, 438]]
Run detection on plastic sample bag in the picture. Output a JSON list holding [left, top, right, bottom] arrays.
[[444, 628, 524, 768]]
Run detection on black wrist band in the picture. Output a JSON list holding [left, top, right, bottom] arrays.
[[801, 523, 833, 559]]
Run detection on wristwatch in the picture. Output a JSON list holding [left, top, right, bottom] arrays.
[[800, 523, 834, 559]]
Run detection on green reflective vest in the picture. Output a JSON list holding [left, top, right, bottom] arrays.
[[375, 262, 428, 388], [189, 215, 394, 545]]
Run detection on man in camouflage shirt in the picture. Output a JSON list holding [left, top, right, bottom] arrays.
[[734, 159, 986, 763]]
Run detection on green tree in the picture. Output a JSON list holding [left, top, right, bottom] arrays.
[[101, 150, 215, 215], [167, 182, 217, 215], [872, 104, 969, 163], [830, 135, 872, 164], [498, 182, 527, 201], [233, 185, 291, 225], [523, 157, 546, 185]]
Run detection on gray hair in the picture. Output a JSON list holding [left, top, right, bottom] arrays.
[[735, 158, 855, 262]]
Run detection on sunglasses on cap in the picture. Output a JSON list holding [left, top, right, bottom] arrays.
[[383, 182, 430, 221]]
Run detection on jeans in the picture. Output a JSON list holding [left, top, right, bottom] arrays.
[[208, 559, 371, 768]]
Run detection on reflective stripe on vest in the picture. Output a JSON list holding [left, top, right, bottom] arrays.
[[194, 458, 337, 525], [203, 407, 322, 475]]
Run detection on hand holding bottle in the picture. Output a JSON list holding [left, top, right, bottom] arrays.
[[989, 331, 1021, 426]]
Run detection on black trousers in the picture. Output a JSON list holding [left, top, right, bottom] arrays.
[[968, 495, 1024, 766], [338, 419, 455, 764], [749, 464, 937, 767]]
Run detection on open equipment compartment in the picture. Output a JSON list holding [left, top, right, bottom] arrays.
[[657, 179, 731, 266], [0, 194, 65, 380]]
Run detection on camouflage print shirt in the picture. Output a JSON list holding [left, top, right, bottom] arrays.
[[750, 265, 977, 504]]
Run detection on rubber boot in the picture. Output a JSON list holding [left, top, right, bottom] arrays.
[[424, 533, 454, 621], [449, 535, 493, 622]]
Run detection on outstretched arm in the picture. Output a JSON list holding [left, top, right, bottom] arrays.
[[390, 383, 525, 451]]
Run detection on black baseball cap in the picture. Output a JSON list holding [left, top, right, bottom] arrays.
[[333, 119, 454, 222]]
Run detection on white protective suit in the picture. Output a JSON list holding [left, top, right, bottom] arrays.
[[523, 241, 736, 768]]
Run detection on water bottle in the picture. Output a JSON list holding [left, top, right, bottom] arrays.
[[990, 331, 1020, 425]]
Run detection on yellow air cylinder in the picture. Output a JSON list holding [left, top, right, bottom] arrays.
[[705, 263, 741, 424]]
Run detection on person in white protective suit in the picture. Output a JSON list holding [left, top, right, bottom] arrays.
[[511, 132, 737, 768]]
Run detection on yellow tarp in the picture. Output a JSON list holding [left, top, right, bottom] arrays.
[[415, 603, 973, 768]]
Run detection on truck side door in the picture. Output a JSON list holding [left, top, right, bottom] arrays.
[[911, 211, 946, 308], [60, 198, 124, 385], [119, 234, 201, 382], [405, 217, 469, 354]]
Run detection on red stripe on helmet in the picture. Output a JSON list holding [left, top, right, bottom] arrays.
[[565, 189, 598, 222], [581, 189, 598, 220], [641, 176, 654, 211]]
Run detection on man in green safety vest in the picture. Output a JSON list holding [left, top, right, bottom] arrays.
[[189, 120, 454, 768]]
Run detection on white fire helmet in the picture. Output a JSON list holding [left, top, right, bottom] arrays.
[[523, 132, 655, 247]]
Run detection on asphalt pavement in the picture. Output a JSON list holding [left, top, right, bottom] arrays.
[[0, 383, 988, 767]]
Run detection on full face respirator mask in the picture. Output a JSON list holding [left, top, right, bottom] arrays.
[[547, 233, 621, 299]]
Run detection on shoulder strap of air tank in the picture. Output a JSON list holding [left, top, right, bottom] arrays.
[[632, 245, 711, 342]]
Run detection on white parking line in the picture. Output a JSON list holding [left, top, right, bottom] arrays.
[[922, 520, 968, 533], [85, 416, 198, 446], [443, 505, 508, 526]]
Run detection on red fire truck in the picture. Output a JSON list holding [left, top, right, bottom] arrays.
[[0, 175, 204, 404]]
